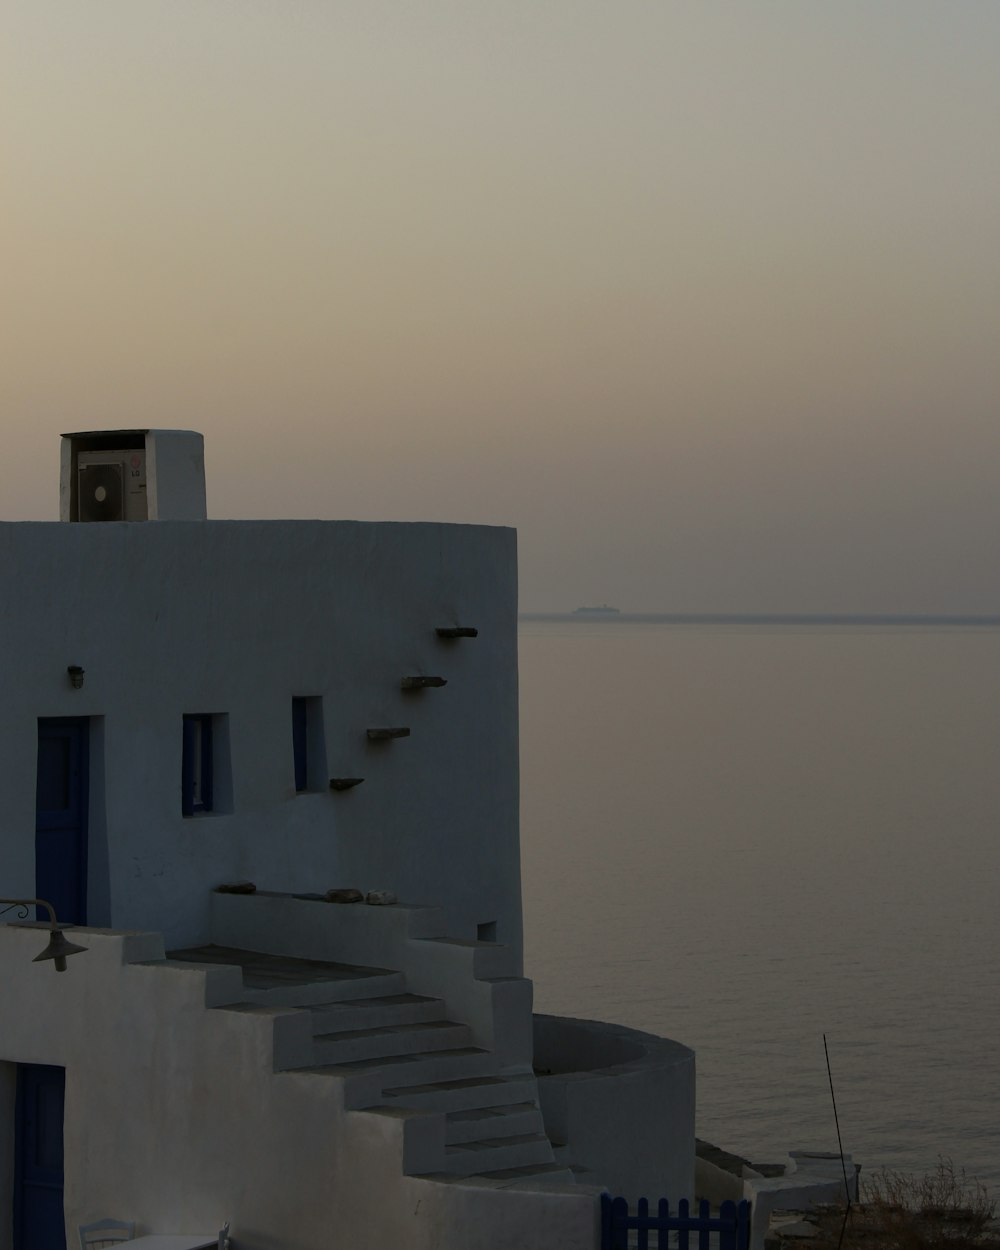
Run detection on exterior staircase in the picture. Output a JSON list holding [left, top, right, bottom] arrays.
[[166, 944, 574, 1188]]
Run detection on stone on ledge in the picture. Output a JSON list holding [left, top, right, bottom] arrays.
[[325, 888, 364, 904]]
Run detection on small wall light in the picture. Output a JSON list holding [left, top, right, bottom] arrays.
[[0, 897, 88, 972], [67, 666, 85, 689]]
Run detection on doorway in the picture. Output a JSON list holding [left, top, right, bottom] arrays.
[[13, 1064, 66, 1250], [36, 719, 89, 925]]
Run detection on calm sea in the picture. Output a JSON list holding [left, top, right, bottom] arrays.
[[518, 617, 1000, 1191]]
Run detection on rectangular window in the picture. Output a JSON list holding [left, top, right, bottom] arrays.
[[291, 697, 325, 794], [292, 698, 308, 792], [182, 714, 214, 816]]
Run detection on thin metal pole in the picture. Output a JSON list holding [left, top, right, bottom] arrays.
[[824, 1033, 853, 1250]]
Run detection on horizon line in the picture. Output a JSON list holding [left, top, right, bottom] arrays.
[[519, 611, 1000, 625]]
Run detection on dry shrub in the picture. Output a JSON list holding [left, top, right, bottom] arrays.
[[814, 1158, 998, 1250]]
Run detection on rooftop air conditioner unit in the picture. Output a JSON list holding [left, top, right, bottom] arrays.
[[77, 449, 147, 522], [60, 430, 205, 522]]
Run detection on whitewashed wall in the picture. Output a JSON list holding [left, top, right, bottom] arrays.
[[534, 1014, 696, 1201], [0, 928, 599, 1250], [0, 519, 520, 954]]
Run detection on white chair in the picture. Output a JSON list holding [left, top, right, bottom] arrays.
[[78, 1219, 135, 1250]]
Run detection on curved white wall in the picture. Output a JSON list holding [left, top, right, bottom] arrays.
[[534, 1014, 696, 1201]]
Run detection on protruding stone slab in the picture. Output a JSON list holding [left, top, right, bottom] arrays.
[[366, 728, 411, 740], [401, 675, 448, 690], [436, 627, 478, 639], [329, 777, 365, 791], [366, 890, 398, 906], [325, 888, 365, 904]]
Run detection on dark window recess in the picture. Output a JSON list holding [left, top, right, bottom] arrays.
[[182, 714, 214, 816], [292, 697, 326, 794], [292, 698, 308, 792]]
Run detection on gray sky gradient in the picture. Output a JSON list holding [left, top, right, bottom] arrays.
[[4, 2, 1000, 611]]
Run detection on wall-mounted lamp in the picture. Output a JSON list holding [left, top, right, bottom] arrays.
[[67, 665, 85, 689], [0, 897, 88, 972]]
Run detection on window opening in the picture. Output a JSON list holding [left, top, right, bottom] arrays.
[[291, 697, 326, 794], [182, 714, 214, 816]]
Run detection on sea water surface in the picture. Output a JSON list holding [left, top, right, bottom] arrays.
[[518, 617, 1000, 1190]]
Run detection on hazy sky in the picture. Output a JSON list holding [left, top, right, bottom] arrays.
[[4, 2, 1000, 612]]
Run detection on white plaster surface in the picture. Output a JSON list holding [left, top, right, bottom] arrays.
[[210, 892, 533, 1067], [0, 927, 599, 1250], [0, 518, 519, 954], [533, 1014, 696, 1201], [145, 431, 207, 521]]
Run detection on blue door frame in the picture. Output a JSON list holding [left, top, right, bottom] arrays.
[[13, 1064, 67, 1250], [36, 718, 89, 925]]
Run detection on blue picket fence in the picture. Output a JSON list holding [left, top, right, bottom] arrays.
[[601, 1195, 752, 1250]]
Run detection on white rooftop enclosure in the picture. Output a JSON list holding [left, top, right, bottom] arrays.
[[59, 429, 207, 522]]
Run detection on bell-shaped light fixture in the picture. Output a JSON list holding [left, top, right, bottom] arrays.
[[1, 897, 88, 972], [32, 928, 88, 973]]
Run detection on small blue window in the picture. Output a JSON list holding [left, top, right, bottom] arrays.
[[182, 714, 214, 816]]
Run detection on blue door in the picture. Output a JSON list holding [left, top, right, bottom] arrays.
[[36, 719, 89, 925], [14, 1064, 67, 1250]]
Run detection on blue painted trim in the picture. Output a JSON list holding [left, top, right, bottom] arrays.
[[35, 718, 89, 925], [14, 1064, 66, 1250], [601, 1194, 752, 1250]]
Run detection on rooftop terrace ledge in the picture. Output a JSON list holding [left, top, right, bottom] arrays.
[[533, 1013, 696, 1202]]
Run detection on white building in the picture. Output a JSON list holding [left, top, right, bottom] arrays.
[[1, 432, 694, 1250]]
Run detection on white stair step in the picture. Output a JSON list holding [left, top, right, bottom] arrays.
[[241, 970, 406, 1008], [304, 1046, 497, 1109], [476, 1161, 578, 1188], [307, 993, 445, 1034], [445, 1101, 544, 1145], [417, 1162, 577, 1189], [168, 945, 405, 1008], [312, 1020, 472, 1065], [437, 1132, 556, 1178], [381, 1073, 539, 1114]]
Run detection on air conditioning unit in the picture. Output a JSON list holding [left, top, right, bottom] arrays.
[[77, 449, 147, 522], [60, 430, 206, 522]]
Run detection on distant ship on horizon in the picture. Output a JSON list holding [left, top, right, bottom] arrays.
[[572, 604, 621, 615]]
